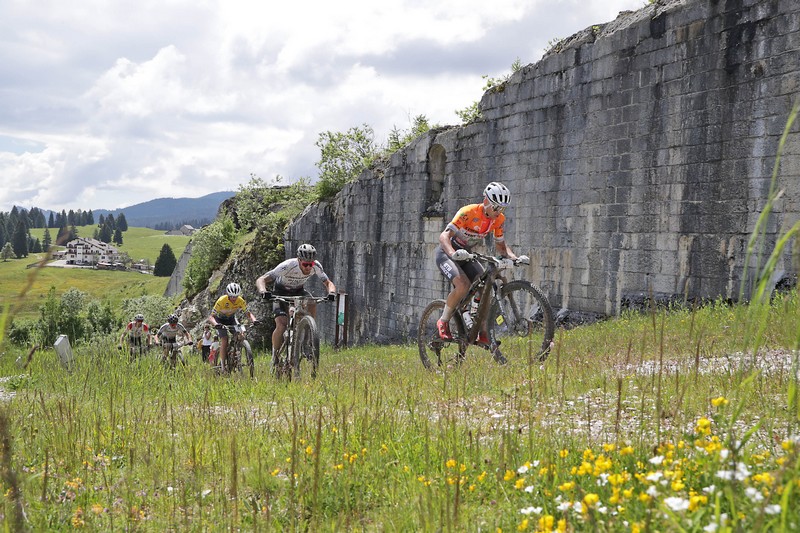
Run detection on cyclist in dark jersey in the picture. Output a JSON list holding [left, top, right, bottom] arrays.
[[256, 243, 337, 366], [435, 182, 529, 343]]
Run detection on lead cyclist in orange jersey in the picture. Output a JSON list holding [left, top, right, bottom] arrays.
[[435, 181, 529, 343]]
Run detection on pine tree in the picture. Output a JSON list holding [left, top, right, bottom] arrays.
[[1, 242, 16, 261], [11, 220, 28, 258], [117, 213, 128, 231], [48, 212, 55, 228], [43, 227, 52, 250], [113, 228, 123, 245], [98, 224, 112, 243], [87, 210, 95, 225], [153, 243, 177, 277]]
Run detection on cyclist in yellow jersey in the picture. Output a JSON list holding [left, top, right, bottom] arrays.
[[435, 182, 529, 345], [208, 282, 257, 367]]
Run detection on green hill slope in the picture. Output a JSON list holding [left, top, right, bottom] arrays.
[[2, 227, 191, 320]]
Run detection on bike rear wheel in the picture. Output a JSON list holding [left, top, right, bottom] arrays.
[[488, 280, 555, 362], [417, 299, 466, 370], [294, 316, 320, 379]]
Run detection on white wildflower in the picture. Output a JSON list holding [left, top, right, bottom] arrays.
[[664, 497, 690, 512], [745, 487, 764, 502], [649, 455, 664, 465], [765, 504, 781, 515]]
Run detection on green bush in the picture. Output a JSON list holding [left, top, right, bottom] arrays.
[[183, 217, 238, 296]]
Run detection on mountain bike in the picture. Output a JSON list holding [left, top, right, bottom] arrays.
[[215, 322, 255, 378], [418, 252, 555, 369], [268, 295, 329, 380], [120, 337, 149, 361], [158, 338, 188, 369]]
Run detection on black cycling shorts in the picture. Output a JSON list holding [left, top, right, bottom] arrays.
[[435, 245, 484, 282], [272, 285, 311, 317]]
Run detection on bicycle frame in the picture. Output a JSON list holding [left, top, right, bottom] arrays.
[[453, 252, 514, 348]]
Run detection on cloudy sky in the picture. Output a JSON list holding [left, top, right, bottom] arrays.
[[0, 0, 643, 212]]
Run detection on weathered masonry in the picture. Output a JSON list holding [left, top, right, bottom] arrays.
[[288, 0, 800, 345]]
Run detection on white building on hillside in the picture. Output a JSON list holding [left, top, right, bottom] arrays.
[[64, 238, 120, 266]]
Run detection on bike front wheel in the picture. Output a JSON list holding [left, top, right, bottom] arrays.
[[417, 299, 466, 370], [242, 340, 254, 378], [294, 316, 320, 379], [488, 280, 555, 362]]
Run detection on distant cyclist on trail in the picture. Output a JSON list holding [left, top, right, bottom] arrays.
[[256, 243, 337, 368], [118, 313, 151, 356], [435, 182, 529, 345], [208, 282, 258, 367], [154, 314, 192, 360]]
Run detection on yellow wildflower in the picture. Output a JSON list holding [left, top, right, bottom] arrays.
[[603, 443, 616, 452], [504, 470, 516, 481], [515, 478, 526, 490], [71, 507, 85, 528], [559, 449, 569, 458], [620, 446, 634, 456], [517, 518, 529, 531], [556, 519, 567, 532], [305, 445, 313, 456], [711, 396, 729, 407], [689, 494, 707, 511], [696, 417, 712, 435], [583, 493, 599, 507], [91, 503, 104, 515], [446, 459, 457, 469], [558, 481, 575, 491], [538, 515, 554, 531]]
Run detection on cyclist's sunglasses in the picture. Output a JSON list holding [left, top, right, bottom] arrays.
[[487, 203, 506, 213], [300, 261, 315, 268]]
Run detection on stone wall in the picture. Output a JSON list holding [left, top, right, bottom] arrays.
[[287, 0, 800, 345]]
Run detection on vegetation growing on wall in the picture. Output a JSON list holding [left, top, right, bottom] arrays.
[[456, 58, 523, 124]]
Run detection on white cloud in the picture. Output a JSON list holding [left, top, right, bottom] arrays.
[[0, 0, 643, 211]]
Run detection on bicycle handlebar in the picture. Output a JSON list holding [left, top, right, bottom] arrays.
[[266, 295, 331, 304], [462, 251, 530, 267]]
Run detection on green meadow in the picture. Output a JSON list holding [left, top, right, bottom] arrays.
[[2, 227, 189, 320], [0, 294, 798, 531]]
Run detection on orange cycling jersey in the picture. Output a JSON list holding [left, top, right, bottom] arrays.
[[446, 203, 505, 250], [212, 295, 248, 318]]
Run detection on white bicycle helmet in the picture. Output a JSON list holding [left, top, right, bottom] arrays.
[[134, 313, 144, 321], [297, 243, 316, 261], [226, 282, 242, 297], [483, 181, 511, 207]]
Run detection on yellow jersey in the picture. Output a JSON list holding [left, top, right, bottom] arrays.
[[212, 295, 248, 318]]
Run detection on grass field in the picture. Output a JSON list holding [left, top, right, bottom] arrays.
[[2, 226, 188, 320], [0, 294, 798, 531]]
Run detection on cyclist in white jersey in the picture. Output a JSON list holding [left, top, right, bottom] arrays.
[[256, 244, 337, 365]]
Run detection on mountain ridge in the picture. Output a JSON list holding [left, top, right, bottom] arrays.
[[92, 191, 234, 228]]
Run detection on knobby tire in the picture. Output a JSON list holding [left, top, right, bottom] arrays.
[[417, 299, 466, 370], [488, 280, 555, 362], [295, 316, 320, 379]]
